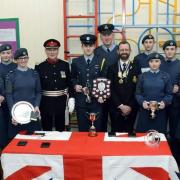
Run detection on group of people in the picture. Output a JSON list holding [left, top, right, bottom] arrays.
[[0, 23, 180, 163]]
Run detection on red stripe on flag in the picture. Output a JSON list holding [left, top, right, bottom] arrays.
[[63, 155, 102, 180], [6, 166, 51, 180], [132, 167, 170, 180]]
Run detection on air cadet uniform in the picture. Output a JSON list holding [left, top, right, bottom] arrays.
[[134, 35, 164, 74], [160, 40, 180, 163], [136, 53, 173, 133], [5, 48, 41, 138], [0, 73, 6, 148], [94, 24, 118, 74], [107, 57, 138, 133], [71, 34, 106, 132], [94, 24, 119, 131], [0, 44, 17, 146], [35, 39, 72, 131]]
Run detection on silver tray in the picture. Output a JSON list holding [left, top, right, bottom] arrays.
[[11, 101, 34, 124]]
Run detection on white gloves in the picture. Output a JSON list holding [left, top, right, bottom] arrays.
[[68, 98, 75, 113]]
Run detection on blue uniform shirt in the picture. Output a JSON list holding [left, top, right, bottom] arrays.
[[0, 62, 17, 95], [5, 68, 41, 111], [94, 44, 118, 76], [136, 71, 173, 105], [134, 52, 164, 74]]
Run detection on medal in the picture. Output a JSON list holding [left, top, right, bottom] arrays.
[[132, 76, 137, 83], [119, 79, 123, 84], [122, 72, 127, 78], [118, 72, 122, 78]]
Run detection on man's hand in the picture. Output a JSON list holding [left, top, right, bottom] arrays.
[[118, 104, 132, 116], [143, 101, 149, 109], [0, 95, 4, 106], [173, 84, 179, 94], [75, 85, 83, 93], [98, 97, 104, 104], [158, 101, 165, 109]]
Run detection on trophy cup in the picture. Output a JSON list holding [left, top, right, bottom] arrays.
[[83, 82, 91, 104], [87, 112, 98, 137], [148, 101, 160, 119], [144, 130, 161, 147]]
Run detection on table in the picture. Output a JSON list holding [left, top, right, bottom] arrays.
[[1, 132, 179, 180]]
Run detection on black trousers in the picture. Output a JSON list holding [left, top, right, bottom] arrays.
[[76, 103, 103, 132], [167, 105, 180, 163], [110, 107, 138, 133], [41, 112, 65, 131]]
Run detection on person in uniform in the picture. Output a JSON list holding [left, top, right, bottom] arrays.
[[135, 53, 173, 133], [0, 73, 6, 149], [160, 40, 180, 164], [134, 34, 164, 74], [0, 44, 17, 146], [71, 34, 106, 132], [5, 48, 41, 139], [94, 23, 119, 131], [35, 39, 72, 131], [107, 41, 138, 133]]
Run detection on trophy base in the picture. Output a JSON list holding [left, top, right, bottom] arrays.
[[88, 131, 97, 137]]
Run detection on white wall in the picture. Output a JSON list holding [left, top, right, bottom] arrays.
[[0, 0, 64, 67], [0, 0, 180, 67]]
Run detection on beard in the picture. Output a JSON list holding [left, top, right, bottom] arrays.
[[119, 53, 130, 61]]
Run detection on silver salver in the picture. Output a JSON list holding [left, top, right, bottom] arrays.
[[11, 101, 35, 124]]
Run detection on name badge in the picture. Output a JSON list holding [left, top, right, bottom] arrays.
[[61, 71, 66, 78]]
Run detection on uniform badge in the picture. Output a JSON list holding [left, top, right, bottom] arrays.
[[118, 72, 122, 78], [119, 79, 123, 84], [170, 42, 173, 46], [61, 71, 66, 78], [23, 51, 26, 55], [155, 54, 159, 58], [104, 25, 108, 30], [86, 37, 90, 41], [6, 46, 10, 50], [132, 76, 137, 83]]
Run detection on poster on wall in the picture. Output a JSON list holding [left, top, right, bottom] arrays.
[[0, 18, 20, 54]]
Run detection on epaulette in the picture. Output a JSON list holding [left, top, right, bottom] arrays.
[[60, 59, 69, 63]]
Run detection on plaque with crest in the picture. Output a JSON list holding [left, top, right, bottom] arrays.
[[91, 78, 111, 101]]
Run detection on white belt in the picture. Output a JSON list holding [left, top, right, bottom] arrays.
[[42, 89, 68, 97]]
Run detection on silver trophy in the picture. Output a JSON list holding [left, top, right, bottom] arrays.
[[144, 130, 161, 147], [11, 101, 38, 124]]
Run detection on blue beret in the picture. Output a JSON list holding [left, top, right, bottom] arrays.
[[43, 39, 60, 48], [14, 48, 28, 59], [0, 44, 12, 52], [142, 34, 154, 44], [147, 53, 162, 62], [80, 34, 97, 44], [98, 24, 114, 35], [163, 40, 177, 50]]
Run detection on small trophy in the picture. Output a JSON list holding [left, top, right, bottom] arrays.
[[83, 87, 91, 103], [144, 130, 161, 147], [87, 112, 98, 137], [148, 101, 160, 119]]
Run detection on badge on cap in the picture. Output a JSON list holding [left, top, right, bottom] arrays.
[[86, 37, 90, 41], [104, 25, 108, 30], [23, 51, 26, 55], [149, 35, 152, 38], [155, 54, 159, 58], [6, 46, 10, 50], [170, 42, 174, 46]]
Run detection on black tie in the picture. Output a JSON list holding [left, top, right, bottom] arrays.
[[107, 48, 110, 52], [87, 59, 91, 66], [123, 63, 126, 72]]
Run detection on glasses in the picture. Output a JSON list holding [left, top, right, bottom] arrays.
[[17, 56, 29, 61]]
